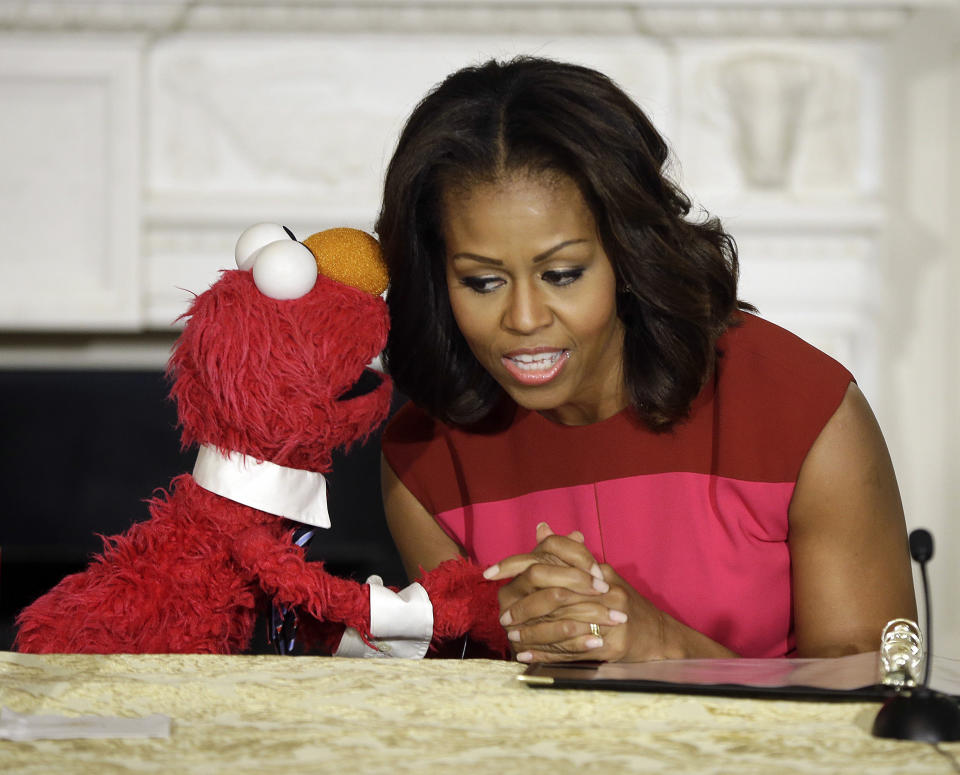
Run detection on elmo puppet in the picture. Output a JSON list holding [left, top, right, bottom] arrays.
[[14, 224, 508, 658]]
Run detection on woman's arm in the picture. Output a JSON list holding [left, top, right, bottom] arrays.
[[381, 454, 465, 582], [788, 382, 917, 657]]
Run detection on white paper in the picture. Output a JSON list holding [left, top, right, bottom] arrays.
[[0, 707, 171, 741]]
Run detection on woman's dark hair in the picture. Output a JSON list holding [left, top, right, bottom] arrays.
[[377, 56, 750, 430]]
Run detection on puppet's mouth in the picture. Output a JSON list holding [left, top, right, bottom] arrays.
[[337, 367, 384, 402]]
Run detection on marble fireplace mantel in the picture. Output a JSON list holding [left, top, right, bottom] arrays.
[[0, 0, 947, 364], [0, 1, 934, 36]]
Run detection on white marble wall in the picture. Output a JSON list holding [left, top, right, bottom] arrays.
[[0, 35, 141, 329], [0, 0, 957, 656]]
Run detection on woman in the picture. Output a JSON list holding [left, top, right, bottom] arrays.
[[376, 56, 916, 663]]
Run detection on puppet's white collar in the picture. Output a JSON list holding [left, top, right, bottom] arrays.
[[192, 444, 330, 528]]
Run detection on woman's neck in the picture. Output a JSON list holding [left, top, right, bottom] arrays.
[[536, 389, 630, 426]]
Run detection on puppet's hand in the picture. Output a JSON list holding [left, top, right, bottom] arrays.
[[334, 575, 433, 659], [416, 558, 511, 658]]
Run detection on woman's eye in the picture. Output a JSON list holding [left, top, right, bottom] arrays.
[[460, 275, 504, 294], [541, 268, 584, 286]]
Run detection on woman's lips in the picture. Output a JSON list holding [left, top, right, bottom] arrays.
[[501, 349, 570, 386]]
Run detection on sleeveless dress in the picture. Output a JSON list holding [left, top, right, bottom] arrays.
[[381, 313, 853, 657]]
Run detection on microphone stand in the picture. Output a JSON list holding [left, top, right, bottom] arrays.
[[872, 529, 960, 742]]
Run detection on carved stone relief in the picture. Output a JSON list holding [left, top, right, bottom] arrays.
[[717, 53, 819, 189], [677, 42, 865, 199]]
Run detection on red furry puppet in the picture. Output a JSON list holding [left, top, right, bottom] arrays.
[[15, 224, 508, 659]]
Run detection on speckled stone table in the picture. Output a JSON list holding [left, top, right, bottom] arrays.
[[1, 652, 958, 774]]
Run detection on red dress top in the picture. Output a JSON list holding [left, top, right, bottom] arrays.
[[382, 313, 853, 657]]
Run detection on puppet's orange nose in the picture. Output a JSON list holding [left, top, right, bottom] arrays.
[[302, 228, 388, 296]]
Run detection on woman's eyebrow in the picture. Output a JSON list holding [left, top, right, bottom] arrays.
[[450, 239, 588, 265], [532, 239, 588, 263], [449, 252, 502, 265]]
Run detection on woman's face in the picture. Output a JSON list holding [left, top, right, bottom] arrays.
[[443, 172, 626, 426]]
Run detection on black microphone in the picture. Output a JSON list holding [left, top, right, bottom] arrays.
[[909, 528, 933, 563], [909, 529, 934, 687], [872, 528, 960, 742]]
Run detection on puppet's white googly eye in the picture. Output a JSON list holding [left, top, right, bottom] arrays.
[[235, 222, 295, 270], [252, 240, 318, 300]]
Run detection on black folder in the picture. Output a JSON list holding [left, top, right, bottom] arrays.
[[518, 651, 960, 702]]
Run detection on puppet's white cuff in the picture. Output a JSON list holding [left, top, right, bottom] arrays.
[[334, 576, 434, 659], [192, 444, 330, 528]]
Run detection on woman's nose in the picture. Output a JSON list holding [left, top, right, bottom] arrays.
[[502, 282, 552, 333]]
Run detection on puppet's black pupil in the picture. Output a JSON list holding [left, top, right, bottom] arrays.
[[337, 369, 382, 401]]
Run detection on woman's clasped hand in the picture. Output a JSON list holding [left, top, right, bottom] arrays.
[[483, 522, 734, 663]]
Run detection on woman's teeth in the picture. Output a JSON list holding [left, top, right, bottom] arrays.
[[508, 351, 563, 370], [502, 350, 570, 385]]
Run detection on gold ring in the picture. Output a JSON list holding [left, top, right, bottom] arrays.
[[589, 623, 601, 638]]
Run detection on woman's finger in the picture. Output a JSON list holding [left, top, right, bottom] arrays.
[[505, 605, 628, 646], [513, 630, 608, 663], [498, 573, 613, 626], [536, 533, 601, 576], [535, 521, 555, 543], [484, 532, 599, 581], [501, 590, 612, 626], [535, 521, 586, 544], [482, 554, 537, 581]]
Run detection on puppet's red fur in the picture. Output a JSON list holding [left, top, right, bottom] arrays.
[[14, 231, 508, 657]]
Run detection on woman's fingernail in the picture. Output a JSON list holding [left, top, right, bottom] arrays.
[[499, 610, 513, 626], [536, 522, 554, 540], [592, 577, 609, 593], [590, 563, 603, 580], [507, 630, 521, 642], [516, 651, 533, 663], [482, 564, 500, 579], [585, 637, 604, 649], [608, 609, 629, 624]]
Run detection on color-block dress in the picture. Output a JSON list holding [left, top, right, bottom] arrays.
[[381, 313, 853, 657]]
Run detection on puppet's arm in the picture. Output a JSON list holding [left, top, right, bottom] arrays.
[[230, 525, 373, 640], [232, 525, 508, 657]]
